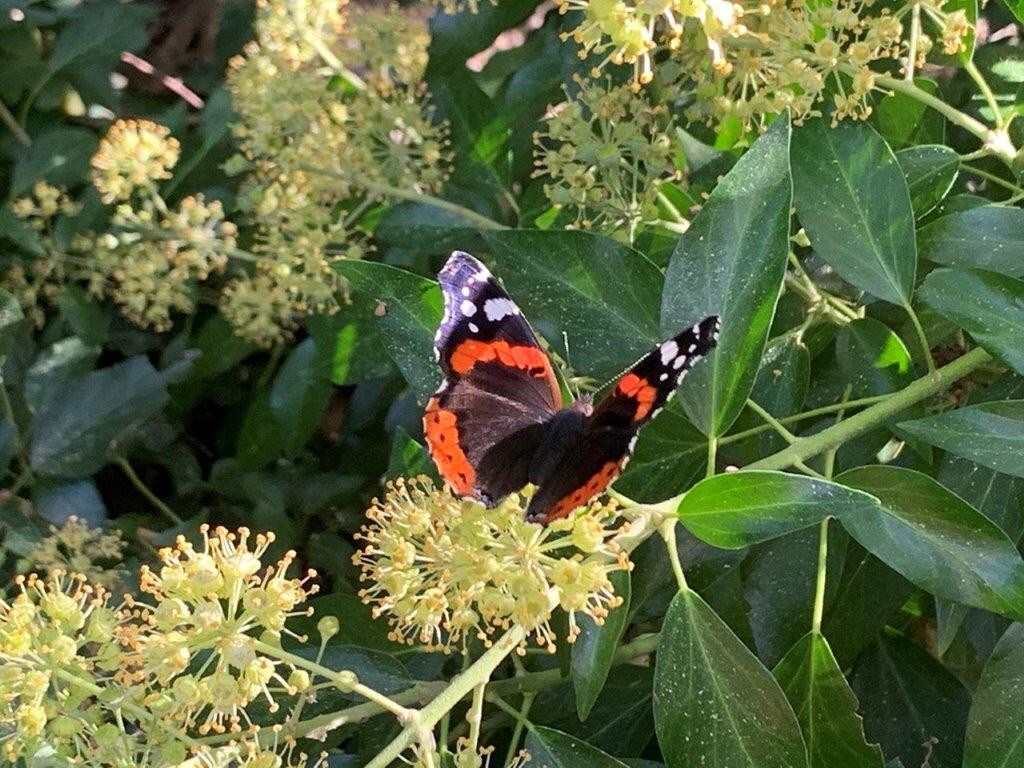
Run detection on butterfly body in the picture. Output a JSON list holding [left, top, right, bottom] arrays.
[[426, 250, 719, 525]]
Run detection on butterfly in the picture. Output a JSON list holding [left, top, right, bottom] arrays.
[[424, 250, 719, 525]]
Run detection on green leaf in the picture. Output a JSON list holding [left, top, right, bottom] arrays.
[[483, 229, 663, 381], [525, 726, 630, 768], [898, 401, 1024, 479], [918, 206, 1024, 276], [57, 285, 108, 346], [773, 632, 885, 768], [839, 466, 1024, 619], [895, 145, 958, 218], [29, 357, 170, 479], [918, 267, 1024, 374], [791, 118, 916, 307], [614, 406, 707, 503], [733, 334, 810, 458], [47, 0, 150, 73], [374, 202, 482, 253], [849, 634, 969, 768], [11, 127, 96, 196], [386, 427, 436, 481], [572, 570, 631, 720], [821, 543, 915, 668], [873, 79, 945, 148], [269, 337, 333, 458], [184, 315, 254, 381], [0, 288, 25, 357], [236, 390, 284, 471], [427, 1, 542, 73], [24, 337, 100, 412], [653, 589, 808, 768], [676, 471, 878, 549], [744, 524, 848, 668], [1004, 0, 1024, 24], [964, 623, 1024, 767], [662, 116, 793, 436], [836, 318, 913, 394], [308, 308, 395, 387], [33, 478, 107, 527], [335, 261, 443, 403]]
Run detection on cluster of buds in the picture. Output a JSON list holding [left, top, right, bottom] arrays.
[[26, 516, 127, 590], [534, 77, 680, 234], [354, 477, 631, 654], [90, 119, 180, 203]]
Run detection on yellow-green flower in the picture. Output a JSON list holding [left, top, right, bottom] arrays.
[[354, 477, 630, 654], [91, 119, 180, 203]]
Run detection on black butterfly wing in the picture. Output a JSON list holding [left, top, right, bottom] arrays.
[[525, 316, 720, 524], [425, 251, 562, 506]]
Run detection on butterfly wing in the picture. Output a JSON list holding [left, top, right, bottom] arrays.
[[425, 251, 562, 506], [525, 316, 720, 524]]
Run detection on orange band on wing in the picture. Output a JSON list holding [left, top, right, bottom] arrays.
[[617, 373, 658, 421], [451, 339, 551, 378], [543, 460, 622, 523], [424, 397, 476, 496]]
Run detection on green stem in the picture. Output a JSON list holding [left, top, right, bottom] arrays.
[[904, 303, 937, 373], [364, 625, 528, 768], [719, 394, 890, 445], [963, 60, 1004, 127], [298, 165, 509, 230], [746, 399, 798, 443], [811, 519, 829, 633], [747, 347, 992, 471], [706, 435, 717, 478], [872, 73, 1013, 163], [253, 639, 411, 719], [905, 3, 921, 83], [0, 99, 30, 146], [660, 518, 689, 592], [117, 458, 184, 526], [502, 692, 535, 767]]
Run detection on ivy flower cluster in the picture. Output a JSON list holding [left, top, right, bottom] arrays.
[[224, 0, 450, 345], [0, 528, 345, 767], [91, 119, 180, 203], [558, 0, 974, 129], [26, 516, 127, 590], [534, 77, 679, 235], [354, 477, 631, 654], [121, 526, 319, 735], [3, 182, 82, 327]]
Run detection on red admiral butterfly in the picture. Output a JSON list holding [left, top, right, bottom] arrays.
[[425, 251, 719, 525]]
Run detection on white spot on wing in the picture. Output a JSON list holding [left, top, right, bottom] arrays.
[[461, 286, 471, 297], [460, 299, 477, 317], [469, 322, 479, 333], [673, 355, 688, 370], [659, 372, 669, 382], [688, 343, 697, 353], [660, 340, 679, 365], [484, 297, 518, 321]]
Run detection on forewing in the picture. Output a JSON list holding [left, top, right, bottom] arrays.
[[525, 315, 720, 524], [426, 251, 562, 504]]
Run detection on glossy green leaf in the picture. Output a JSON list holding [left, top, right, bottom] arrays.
[[29, 357, 169, 478], [836, 318, 913, 396], [964, 623, 1024, 767], [792, 118, 915, 306], [24, 337, 100, 412], [57, 285, 108, 346], [839, 466, 1024, 619], [525, 726, 630, 768], [821, 543, 915, 668], [898, 401, 1024, 478], [676, 471, 878, 549], [873, 79, 945, 148], [270, 336, 334, 457], [483, 229, 662, 380], [374, 202, 482, 253], [335, 261, 443, 403], [386, 427, 436, 482], [654, 589, 808, 768], [532, 666, 655, 757], [745, 524, 848, 668], [1005, 0, 1024, 24], [850, 634, 969, 768], [773, 631, 884, 768], [918, 206, 1024, 276], [662, 116, 792, 436], [11, 127, 96, 196], [236, 390, 283, 470], [918, 267, 1024, 374], [572, 570, 631, 720], [895, 145, 958, 217], [614, 405, 707, 502], [33, 478, 107, 527]]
